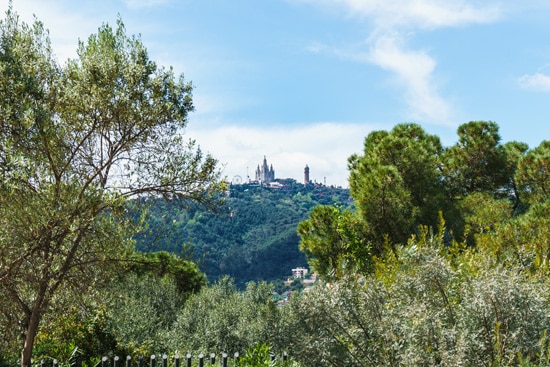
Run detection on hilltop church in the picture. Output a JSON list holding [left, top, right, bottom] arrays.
[[253, 156, 311, 185], [255, 156, 275, 183]]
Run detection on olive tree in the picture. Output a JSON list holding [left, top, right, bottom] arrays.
[[284, 231, 550, 367], [0, 9, 223, 367], [165, 278, 279, 354]]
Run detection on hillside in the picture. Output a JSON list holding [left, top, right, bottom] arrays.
[[134, 180, 351, 286]]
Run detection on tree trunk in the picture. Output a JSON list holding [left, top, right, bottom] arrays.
[[20, 282, 48, 367], [20, 307, 41, 367]]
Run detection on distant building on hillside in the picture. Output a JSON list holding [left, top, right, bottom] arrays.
[[251, 156, 312, 186], [255, 156, 275, 183], [292, 267, 308, 278]]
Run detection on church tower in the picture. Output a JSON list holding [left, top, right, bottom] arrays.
[[304, 164, 310, 184], [255, 156, 275, 183]]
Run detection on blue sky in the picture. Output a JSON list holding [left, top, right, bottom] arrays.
[[3, 0, 550, 187]]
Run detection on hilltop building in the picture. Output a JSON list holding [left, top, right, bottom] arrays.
[[255, 156, 275, 183], [248, 156, 314, 187]]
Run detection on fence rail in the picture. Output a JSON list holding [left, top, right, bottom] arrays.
[[35, 352, 289, 367]]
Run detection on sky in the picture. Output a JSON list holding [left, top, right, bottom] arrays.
[[2, 0, 550, 187]]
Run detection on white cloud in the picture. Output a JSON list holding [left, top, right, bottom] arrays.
[[338, 0, 500, 29], [186, 122, 375, 188], [295, 0, 500, 29], [518, 73, 550, 91], [297, 0, 500, 125], [367, 35, 452, 123]]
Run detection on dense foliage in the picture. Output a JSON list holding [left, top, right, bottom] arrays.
[[29, 251, 205, 363], [134, 181, 351, 286], [0, 8, 223, 367], [287, 122, 550, 366], [299, 122, 547, 279], [282, 224, 550, 367]]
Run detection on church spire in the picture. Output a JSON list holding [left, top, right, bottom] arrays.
[[255, 155, 275, 183]]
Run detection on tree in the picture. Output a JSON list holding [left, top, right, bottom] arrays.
[[472, 199, 550, 273], [283, 231, 550, 367], [347, 123, 443, 249], [441, 121, 508, 198], [515, 140, 550, 207], [297, 205, 371, 280], [26, 251, 206, 363], [500, 141, 529, 212], [165, 278, 279, 354], [458, 192, 514, 245], [0, 9, 224, 366], [125, 250, 206, 297]]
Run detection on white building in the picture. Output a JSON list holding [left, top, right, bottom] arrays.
[[291, 267, 308, 278]]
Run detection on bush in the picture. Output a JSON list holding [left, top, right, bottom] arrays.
[[164, 278, 280, 354], [280, 234, 550, 367]]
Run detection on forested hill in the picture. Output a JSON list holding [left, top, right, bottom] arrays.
[[134, 180, 351, 286]]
